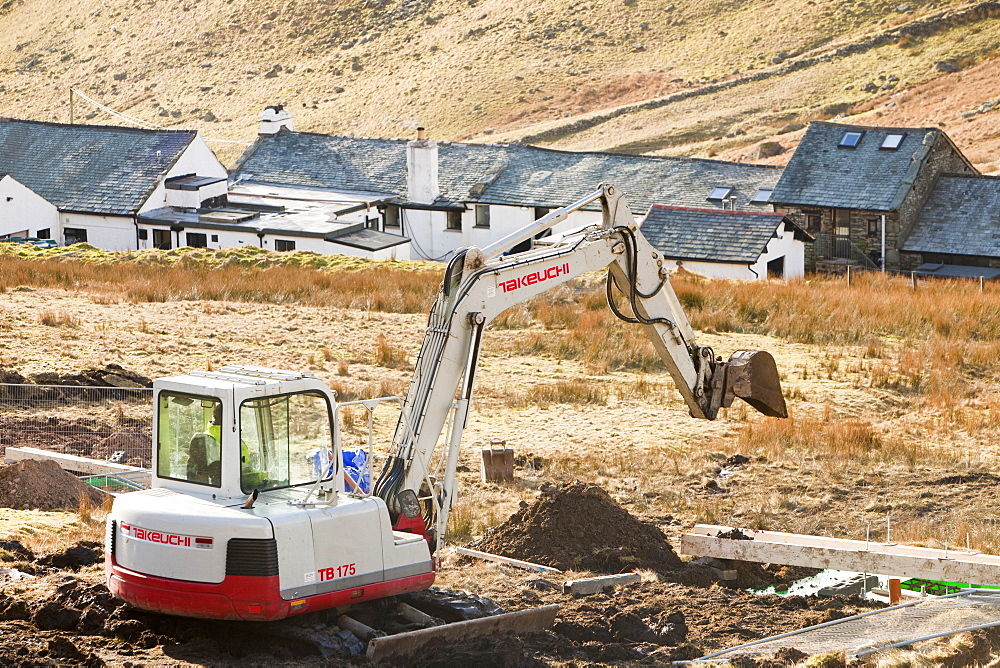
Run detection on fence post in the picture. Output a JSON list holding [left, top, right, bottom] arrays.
[[911, 272, 917, 291], [846, 265, 852, 286], [981, 276, 985, 293]]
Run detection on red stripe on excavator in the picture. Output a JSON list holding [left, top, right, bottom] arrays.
[[105, 553, 435, 621]]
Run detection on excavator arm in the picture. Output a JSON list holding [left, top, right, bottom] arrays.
[[374, 184, 787, 548]]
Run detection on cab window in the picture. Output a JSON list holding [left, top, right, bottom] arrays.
[[239, 391, 334, 493], [156, 392, 222, 487]]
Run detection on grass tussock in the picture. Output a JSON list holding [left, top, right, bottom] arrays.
[[374, 333, 410, 369], [38, 310, 80, 328]]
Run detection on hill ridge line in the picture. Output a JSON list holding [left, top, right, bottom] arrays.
[[508, 0, 1000, 146]]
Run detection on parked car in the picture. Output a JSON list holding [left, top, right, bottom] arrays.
[[0, 237, 58, 248]]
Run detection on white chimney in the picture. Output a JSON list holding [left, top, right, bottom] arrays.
[[259, 104, 293, 136], [406, 126, 439, 204]]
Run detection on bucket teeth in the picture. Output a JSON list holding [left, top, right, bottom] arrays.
[[722, 350, 788, 418]]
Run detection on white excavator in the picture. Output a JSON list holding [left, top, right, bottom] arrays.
[[105, 184, 787, 622]]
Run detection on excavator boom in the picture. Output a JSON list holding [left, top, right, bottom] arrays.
[[375, 183, 788, 545]]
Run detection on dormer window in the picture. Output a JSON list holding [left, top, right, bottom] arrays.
[[881, 133, 905, 150], [750, 188, 773, 204], [708, 186, 733, 201], [839, 131, 864, 148]]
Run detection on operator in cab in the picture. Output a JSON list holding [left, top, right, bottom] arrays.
[[199, 403, 268, 491]]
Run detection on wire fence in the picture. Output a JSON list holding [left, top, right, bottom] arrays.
[[690, 591, 1000, 662], [0, 384, 153, 468]]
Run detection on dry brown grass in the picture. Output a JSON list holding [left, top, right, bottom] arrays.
[[0, 255, 440, 313]]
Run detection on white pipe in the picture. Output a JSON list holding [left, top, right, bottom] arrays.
[[881, 214, 886, 272]]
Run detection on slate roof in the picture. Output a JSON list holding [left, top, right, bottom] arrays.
[[0, 118, 196, 215], [901, 175, 1000, 257], [231, 131, 783, 214], [769, 121, 972, 212], [640, 206, 807, 264], [914, 263, 1000, 279]]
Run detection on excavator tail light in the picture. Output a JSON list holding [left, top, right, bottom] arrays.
[[722, 350, 788, 418]]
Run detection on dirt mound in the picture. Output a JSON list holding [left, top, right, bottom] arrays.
[[471, 481, 683, 573], [27, 364, 152, 389], [0, 459, 109, 510], [37, 541, 104, 571]]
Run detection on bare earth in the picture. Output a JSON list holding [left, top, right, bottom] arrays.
[[3, 285, 1000, 665]]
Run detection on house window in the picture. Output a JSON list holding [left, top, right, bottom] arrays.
[[881, 133, 905, 150], [750, 189, 773, 204], [804, 213, 821, 233], [384, 205, 400, 229], [275, 239, 296, 252], [137, 229, 148, 241], [708, 186, 733, 201], [446, 210, 462, 230], [64, 228, 88, 245], [211, 234, 218, 242], [153, 229, 172, 250], [186, 233, 207, 248], [36, 228, 50, 240], [839, 131, 864, 148], [534, 207, 551, 220], [866, 217, 881, 236], [475, 205, 490, 228]]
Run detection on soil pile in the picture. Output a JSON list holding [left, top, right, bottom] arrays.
[[471, 481, 683, 573], [0, 459, 109, 510], [0, 364, 152, 389]]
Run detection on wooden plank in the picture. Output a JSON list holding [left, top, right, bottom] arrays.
[[366, 604, 559, 661], [455, 547, 562, 574], [4, 446, 146, 476], [682, 524, 1000, 585], [563, 573, 640, 596]]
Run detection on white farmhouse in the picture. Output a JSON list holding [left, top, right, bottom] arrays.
[[230, 113, 785, 263], [640, 206, 812, 280], [0, 118, 227, 249]]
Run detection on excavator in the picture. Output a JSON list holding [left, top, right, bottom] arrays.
[[105, 184, 787, 623]]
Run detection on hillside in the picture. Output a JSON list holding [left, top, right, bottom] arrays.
[[1, 0, 1000, 169]]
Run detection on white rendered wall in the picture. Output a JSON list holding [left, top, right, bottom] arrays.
[[672, 260, 755, 281], [60, 213, 136, 250], [750, 222, 805, 280], [139, 134, 228, 214], [0, 175, 58, 238], [164, 180, 228, 208], [404, 204, 609, 261], [136, 224, 410, 259]]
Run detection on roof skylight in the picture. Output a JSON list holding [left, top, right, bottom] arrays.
[[750, 188, 773, 204], [881, 133, 905, 150], [708, 186, 734, 201], [839, 131, 864, 148]]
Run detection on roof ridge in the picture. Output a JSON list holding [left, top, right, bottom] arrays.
[[0, 117, 197, 135], [263, 129, 783, 170], [809, 119, 942, 135], [939, 172, 1000, 181], [649, 204, 784, 216]]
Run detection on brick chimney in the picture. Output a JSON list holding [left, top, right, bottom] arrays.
[[406, 126, 439, 204], [259, 104, 293, 136]]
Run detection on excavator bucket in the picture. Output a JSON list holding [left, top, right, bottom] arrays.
[[721, 350, 788, 418]]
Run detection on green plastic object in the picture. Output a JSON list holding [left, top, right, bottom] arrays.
[[900, 577, 1000, 595]]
